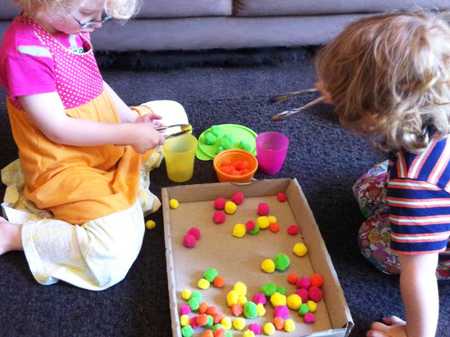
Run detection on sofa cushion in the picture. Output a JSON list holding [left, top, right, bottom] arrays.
[[137, 0, 232, 18], [0, 2, 19, 20], [234, 0, 450, 16], [0, 0, 232, 20]]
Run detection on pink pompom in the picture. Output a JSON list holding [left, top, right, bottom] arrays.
[[213, 210, 226, 224], [245, 220, 256, 231], [296, 276, 311, 289], [183, 234, 197, 248], [257, 202, 270, 216], [308, 286, 323, 302], [231, 191, 245, 205], [179, 304, 191, 315], [287, 224, 300, 236], [187, 227, 201, 240], [214, 197, 226, 210], [248, 323, 262, 334], [252, 292, 267, 305], [303, 312, 316, 324], [274, 305, 289, 319], [277, 192, 287, 202], [190, 316, 199, 328], [296, 288, 309, 302]]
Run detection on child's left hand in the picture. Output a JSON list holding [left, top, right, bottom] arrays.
[[367, 316, 408, 337]]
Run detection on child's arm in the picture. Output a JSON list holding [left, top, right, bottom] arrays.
[[368, 253, 439, 337], [400, 253, 439, 337], [18, 92, 164, 153]]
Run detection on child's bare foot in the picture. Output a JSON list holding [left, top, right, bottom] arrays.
[[0, 216, 22, 255]]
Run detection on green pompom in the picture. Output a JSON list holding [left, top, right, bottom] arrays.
[[203, 268, 219, 282], [206, 315, 214, 328], [261, 282, 278, 297], [220, 136, 233, 150], [191, 290, 202, 301], [244, 301, 258, 319], [212, 324, 224, 332], [249, 224, 260, 235], [181, 326, 194, 337], [277, 287, 287, 295], [187, 298, 200, 311], [274, 253, 290, 272], [299, 303, 310, 316]]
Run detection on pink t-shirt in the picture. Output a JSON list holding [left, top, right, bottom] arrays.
[[0, 16, 103, 109]]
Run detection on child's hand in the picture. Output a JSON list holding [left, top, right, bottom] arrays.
[[131, 122, 165, 154], [135, 112, 162, 124], [315, 80, 333, 104], [367, 316, 408, 337]]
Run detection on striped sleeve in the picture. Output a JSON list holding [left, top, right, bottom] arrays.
[[386, 179, 450, 255]]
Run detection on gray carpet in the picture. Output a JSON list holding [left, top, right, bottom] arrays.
[[0, 48, 448, 337]]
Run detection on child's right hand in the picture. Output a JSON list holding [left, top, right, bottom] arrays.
[[367, 316, 408, 337], [130, 122, 165, 154]]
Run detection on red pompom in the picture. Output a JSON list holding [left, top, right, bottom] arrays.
[[287, 224, 300, 236], [231, 191, 245, 205], [213, 211, 226, 224], [183, 234, 197, 248], [187, 226, 201, 240], [214, 197, 226, 210], [257, 202, 270, 216], [277, 192, 288, 202]]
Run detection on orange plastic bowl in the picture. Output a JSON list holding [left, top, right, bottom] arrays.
[[213, 149, 258, 183]]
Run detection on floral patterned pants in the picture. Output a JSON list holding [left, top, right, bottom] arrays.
[[353, 161, 450, 280]]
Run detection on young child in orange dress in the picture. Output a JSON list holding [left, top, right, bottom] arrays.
[[0, 0, 188, 290], [316, 11, 450, 337]]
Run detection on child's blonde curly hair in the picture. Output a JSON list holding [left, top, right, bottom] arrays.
[[316, 11, 450, 152], [16, 0, 141, 20]]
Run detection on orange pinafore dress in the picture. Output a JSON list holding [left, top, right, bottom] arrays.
[[6, 17, 144, 224]]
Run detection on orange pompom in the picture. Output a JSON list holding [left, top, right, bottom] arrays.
[[206, 306, 218, 316], [231, 303, 243, 316], [213, 276, 225, 288], [273, 317, 285, 330], [269, 222, 280, 233], [196, 314, 209, 326], [202, 329, 214, 337], [198, 302, 208, 314], [287, 272, 299, 285], [310, 273, 324, 288]]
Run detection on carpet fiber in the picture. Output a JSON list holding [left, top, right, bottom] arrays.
[[0, 48, 448, 337]]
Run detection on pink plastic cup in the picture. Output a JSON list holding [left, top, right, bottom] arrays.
[[256, 131, 289, 175]]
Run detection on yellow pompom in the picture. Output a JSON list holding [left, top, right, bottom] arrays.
[[268, 215, 277, 224], [263, 322, 276, 335], [181, 289, 192, 301], [232, 317, 246, 331], [270, 292, 287, 307], [180, 314, 190, 326], [293, 242, 308, 257], [145, 219, 156, 230], [169, 198, 180, 209], [284, 319, 296, 332], [287, 294, 302, 310], [256, 216, 270, 229], [224, 200, 237, 214], [243, 330, 255, 337], [232, 223, 246, 238], [233, 281, 247, 296], [256, 303, 266, 317], [197, 278, 210, 290], [221, 317, 232, 330], [307, 300, 318, 313], [227, 290, 239, 306], [261, 259, 275, 273], [238, 294, 248, 305]]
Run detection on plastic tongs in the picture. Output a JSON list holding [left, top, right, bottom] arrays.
[[156, 123, 192, 139], [270, 88, 324, 121]]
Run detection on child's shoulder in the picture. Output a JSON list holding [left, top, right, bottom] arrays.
[[1, 17, 46, 56]]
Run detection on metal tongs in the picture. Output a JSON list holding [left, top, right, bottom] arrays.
[[156, 123, 192, 139], [271, 88, 324, 121]]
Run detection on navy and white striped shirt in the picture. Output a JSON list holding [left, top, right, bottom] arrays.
[[387, 133, 450, 264]]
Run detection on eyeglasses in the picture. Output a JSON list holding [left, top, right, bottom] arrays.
[[70, 11, 112, 30]]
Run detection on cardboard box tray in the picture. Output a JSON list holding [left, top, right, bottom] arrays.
[[162, 178, 353, 337]]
